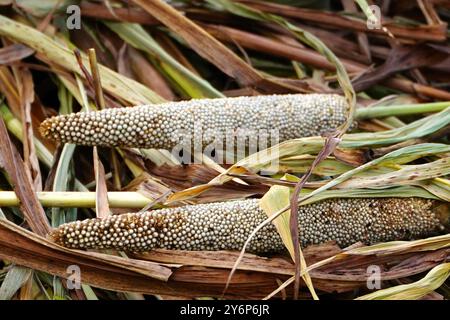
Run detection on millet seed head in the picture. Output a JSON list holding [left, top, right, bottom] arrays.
[[39, 94, 351, 150], [48, 197, 448, 254]]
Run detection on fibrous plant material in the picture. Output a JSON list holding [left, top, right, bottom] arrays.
[[39, 94, 350, 150], [48, 198, 448, 254]]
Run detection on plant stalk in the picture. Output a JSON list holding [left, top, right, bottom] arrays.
[[355, 102, 450, 119], [0, 191, 152, 208]]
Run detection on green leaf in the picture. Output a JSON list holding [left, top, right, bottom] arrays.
[[51, 144, 76, 228]]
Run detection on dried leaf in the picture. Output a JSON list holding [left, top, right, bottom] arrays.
[[17, 67, 42, 190], [0, 114, 50, 236], [0, 43, 34, 64], [0, 266, 32, 300], [93, 147, 110, 218]]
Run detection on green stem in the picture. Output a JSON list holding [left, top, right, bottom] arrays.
[[355, 102, 450, 120], [0, 104, 53, 167], [0, 191, 153, 208]]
